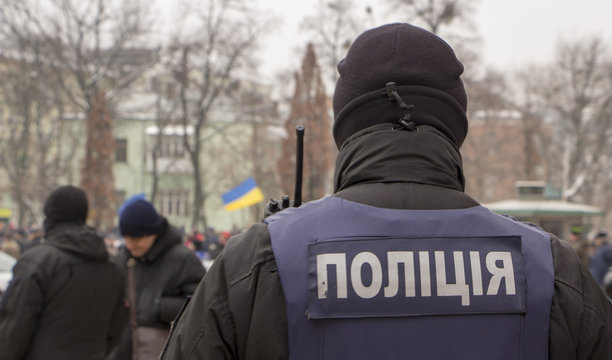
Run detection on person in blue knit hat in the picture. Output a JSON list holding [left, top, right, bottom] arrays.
[[109, 199, 205, 360], [119, 199, 165, 258]]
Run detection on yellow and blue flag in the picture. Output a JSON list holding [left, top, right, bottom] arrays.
[[222, 177, 264, 211]]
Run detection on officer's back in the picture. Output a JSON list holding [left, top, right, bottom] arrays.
[[160, 23, 612, 360]]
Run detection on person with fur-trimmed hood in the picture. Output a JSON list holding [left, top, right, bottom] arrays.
[[0, 185, 126, 360], [161, 23, 612, 360]]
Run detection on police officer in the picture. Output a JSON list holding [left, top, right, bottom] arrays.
[[161, 23, 612, 359]]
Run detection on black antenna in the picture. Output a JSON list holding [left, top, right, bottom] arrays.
[[293, 125, 305, 207]]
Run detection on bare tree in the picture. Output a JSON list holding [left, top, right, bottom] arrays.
[[278, 44, 334, 201], [514, 66, 559, 182], [533, 37, 612, 204], [507, 37, 612, 230], [391, 0, 478, 35], [301, 0, 368, 88], [461, 69, 518, 201], [1, 0, 154, 229], [80, 91, 116, 229], [463, 67, 561, 202], [390, 0, 482, 84], [146, 73, 184, 205], [0, 14, 79, 227], [237, 84, 280, 221], [164, 0, 268, 229]]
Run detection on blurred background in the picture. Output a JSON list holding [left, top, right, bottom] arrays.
[[1, 0, 611, 245]]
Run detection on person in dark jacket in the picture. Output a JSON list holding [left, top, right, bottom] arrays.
[[0, 185, 126, 360], [161, 23, 612, 360], [110, 199, 205, 360], [589, 231, 612, 286]]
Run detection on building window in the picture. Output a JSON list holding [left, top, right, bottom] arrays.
[[157, 189, 189, 217], [159, 135, 185, 158], [115, 138, 127, 162]]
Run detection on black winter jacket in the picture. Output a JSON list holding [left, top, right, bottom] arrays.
[[110, 218, 205, 360], [162, 125, 612, 359], [0, 223, 126, 360]]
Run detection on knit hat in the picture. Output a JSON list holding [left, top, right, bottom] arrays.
[[43, 185, 89, 225], [332, 23, 468, 148], [119, 199, 163, 237]]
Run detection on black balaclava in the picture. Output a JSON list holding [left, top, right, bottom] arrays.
[[332, 23, 468, 149]]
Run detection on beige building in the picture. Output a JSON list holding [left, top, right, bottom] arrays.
[[462, 109, 551, 203]]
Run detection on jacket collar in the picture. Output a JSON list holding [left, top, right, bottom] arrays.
[[334, 124, 465, 193], [45, 223, 108, 261]]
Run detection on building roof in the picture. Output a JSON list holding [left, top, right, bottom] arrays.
[[484, 199, 603, 217]]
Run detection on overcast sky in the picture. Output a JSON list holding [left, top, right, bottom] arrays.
[[254, 0, 612, 77], [155, 0, 612, 79], [477, 0, 612, 68]]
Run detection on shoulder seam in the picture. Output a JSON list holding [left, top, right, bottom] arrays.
[[228, 253, 276, 288], [555, 278, 582, 295]]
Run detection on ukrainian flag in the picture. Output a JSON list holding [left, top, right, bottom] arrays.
[[222, 177, 264, 211]]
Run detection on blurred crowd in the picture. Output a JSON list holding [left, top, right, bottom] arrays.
[[567, 229, 612, 298], [4, 219, 612, 301], [0, 223, 44, 259], [0, 186, 241, 359], [0, 221, 239, 263]]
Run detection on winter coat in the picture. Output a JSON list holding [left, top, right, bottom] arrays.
[[161, 125, 612, 359], [110, 218, 205, 360], [0, 223, 126, 360]]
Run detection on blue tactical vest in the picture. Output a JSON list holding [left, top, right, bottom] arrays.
[[267, 196, 554, 360]]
